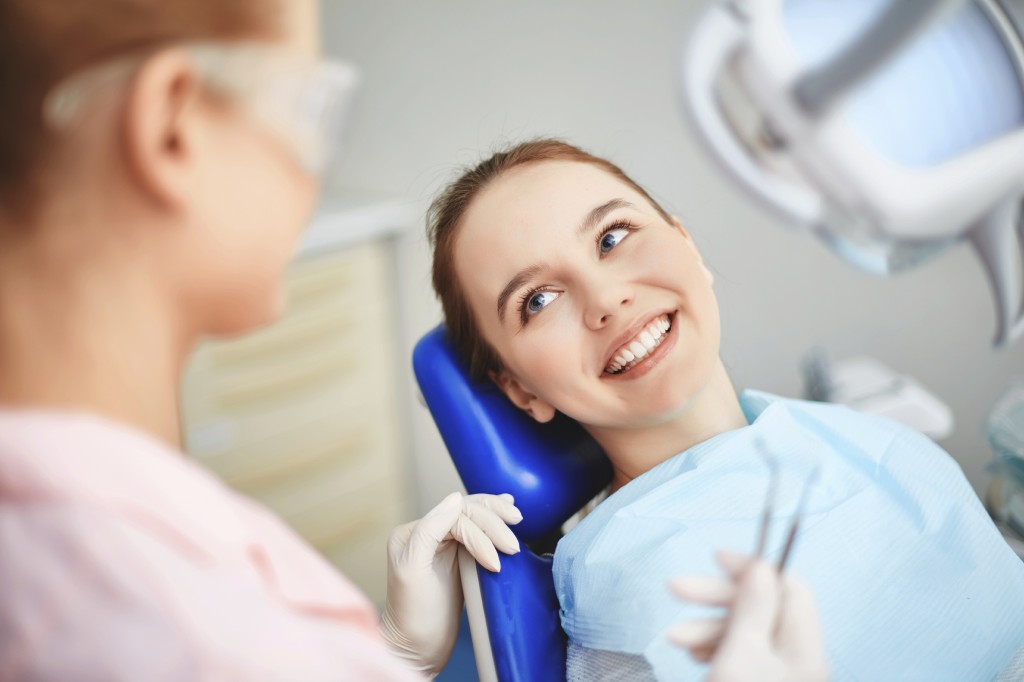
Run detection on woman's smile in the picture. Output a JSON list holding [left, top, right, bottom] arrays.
[[601, 311, 678, 380]]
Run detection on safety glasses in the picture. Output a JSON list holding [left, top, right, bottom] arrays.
[[43, 42, 360, 179]]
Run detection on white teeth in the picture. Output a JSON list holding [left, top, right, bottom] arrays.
[[604, 314, 674, 375], [629, 341, 648, 358]]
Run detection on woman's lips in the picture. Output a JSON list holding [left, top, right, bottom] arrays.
[[604, 314, 672, 374], [602, 312, 679, 381]]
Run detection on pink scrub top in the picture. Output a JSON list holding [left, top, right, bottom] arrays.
[[0, 410, 424, 681]]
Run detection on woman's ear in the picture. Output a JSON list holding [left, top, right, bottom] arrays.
[[490, 369, 557, 424], [121, 48, 202, 210]]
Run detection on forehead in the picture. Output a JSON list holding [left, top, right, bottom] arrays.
[[457, 160, 646, 254], [452, 160, 655, 317]]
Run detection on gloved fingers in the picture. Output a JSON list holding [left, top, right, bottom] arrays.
[[689, 637, 726, 664], [719, 560, 780, 643], [777, 573, 828, 663], [668, 574, 736, 606], [461, 497, 522, 556], [403, 492, 465, 567], [386, 519, 416, 557], [715, 549, 755, 579], [451, 512, 503, 572], [464, 493, 523, 526], [666, 573, 729, 662], [667, 617, 726, 649]]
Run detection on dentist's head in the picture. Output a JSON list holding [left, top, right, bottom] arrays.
[[0, 0, 352, 440], [0, 2, 309, 206], [0, 0, 331, 334]]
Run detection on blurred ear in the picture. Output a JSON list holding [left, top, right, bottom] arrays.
[[490, 369, 556, 424], [672, 215, 714, 285], [121, 48, 203, 210]]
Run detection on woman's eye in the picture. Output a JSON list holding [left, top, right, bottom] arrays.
[[527, 290, 559, 315], [599, 227, 631, 254]]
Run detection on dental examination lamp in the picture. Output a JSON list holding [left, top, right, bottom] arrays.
[[680, 0, 1024, 346]]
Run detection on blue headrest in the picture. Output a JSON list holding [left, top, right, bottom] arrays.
[[413, 325, 612, 544]]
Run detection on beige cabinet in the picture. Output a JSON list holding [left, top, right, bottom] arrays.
[[180, 234, 410, 606]]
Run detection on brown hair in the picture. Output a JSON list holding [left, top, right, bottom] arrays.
[[0, 0, 283, 218], [427, 138, 673, 381]]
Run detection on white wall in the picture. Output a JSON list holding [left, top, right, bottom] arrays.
[[321, 0, 1023, 514]]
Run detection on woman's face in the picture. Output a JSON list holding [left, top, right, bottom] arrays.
[[454, 160, 722, 431]]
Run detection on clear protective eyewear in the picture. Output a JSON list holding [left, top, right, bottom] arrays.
[[43, 42, 360, 179], [754, 439, 820, 571]]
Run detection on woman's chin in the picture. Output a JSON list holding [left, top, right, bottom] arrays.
[[204, 289, 285, 340]]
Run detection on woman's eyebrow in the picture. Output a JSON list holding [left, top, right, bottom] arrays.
[[497, 264, 542, 323], [577, 198, 635, 237], [495, 199, 635, 323]]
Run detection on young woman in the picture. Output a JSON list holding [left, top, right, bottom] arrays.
[[0, 2, 524, 679], [427, 138, 1024, 680]]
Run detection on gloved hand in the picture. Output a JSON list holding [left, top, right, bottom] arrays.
[[380, 492, 522, 677], [668, 551, 830, 682]]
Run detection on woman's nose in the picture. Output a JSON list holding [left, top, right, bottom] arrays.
[[583, 280, 634, 330]]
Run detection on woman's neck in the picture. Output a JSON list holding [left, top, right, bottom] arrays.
[[588, 359, 748, 492], [0, 227, 189, 447]]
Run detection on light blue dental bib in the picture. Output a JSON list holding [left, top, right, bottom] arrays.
[[553, 391, 1024, 681]]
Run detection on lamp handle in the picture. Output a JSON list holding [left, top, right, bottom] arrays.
[[969, 195, 1024, 346]]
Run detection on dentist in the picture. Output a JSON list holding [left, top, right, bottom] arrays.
[[0, 1, 519, 679]]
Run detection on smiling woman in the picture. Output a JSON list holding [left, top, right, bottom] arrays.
[[430, 139, 739, 484], [426, 138, 1024, 681]]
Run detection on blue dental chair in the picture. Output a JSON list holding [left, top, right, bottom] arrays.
[[413, 325, 613, 682]]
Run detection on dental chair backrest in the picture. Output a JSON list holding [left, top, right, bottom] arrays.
[[413, 325, 612, 682]]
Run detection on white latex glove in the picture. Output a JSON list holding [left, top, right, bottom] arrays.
[[380, 492, 522, 677], [668, 551, 830, 682]]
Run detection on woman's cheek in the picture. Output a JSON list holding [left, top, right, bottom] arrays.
[[522, 327, 572, 383], [527, 335, 561, 374]]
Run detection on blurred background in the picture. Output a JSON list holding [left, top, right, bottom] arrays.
[[181, 0, 1022, 617]]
